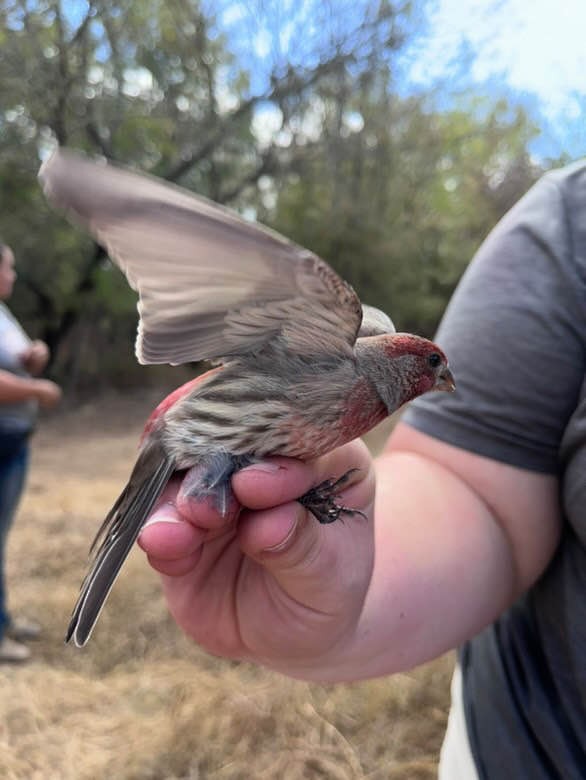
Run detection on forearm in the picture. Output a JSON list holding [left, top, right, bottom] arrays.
[[0, 369, 42, 403]]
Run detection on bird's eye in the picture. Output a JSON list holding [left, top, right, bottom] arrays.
[[427, 352, 442, 368]]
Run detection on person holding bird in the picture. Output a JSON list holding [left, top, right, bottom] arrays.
[[39, 149, 454, 648], [40, 150, 586, 779]]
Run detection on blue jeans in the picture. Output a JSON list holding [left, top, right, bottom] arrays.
[[0, 430, 30, 641]]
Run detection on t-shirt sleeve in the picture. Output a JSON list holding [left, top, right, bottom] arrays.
[[403, 167, 586, 474]]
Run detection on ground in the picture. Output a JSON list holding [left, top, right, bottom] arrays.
[[1, 392, 453, 779]]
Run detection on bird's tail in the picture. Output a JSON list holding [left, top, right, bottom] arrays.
[[66, 437, 175, 647]]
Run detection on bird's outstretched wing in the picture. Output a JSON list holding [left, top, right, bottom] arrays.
[[39, 148, 364, 365]]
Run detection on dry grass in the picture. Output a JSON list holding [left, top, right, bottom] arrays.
[[1, 392, 454, 779]]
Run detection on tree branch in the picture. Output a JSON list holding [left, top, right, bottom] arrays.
[[163, 55, 346, 183], [218, 148, 278, 204]]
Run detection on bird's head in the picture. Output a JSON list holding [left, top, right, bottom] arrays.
[[356, 333, 455, 414], [385, 332, 455, 392]]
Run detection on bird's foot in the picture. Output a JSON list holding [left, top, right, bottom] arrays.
[[298, 469, 367, 525], [180, 453, 252, 518]]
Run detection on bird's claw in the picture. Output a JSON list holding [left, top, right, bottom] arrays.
[[298, 469, 367, 525]]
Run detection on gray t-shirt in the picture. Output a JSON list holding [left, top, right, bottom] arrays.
[[0, 303, 37, 433], [403, 161, 586, 778]]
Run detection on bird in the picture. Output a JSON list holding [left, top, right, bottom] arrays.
[[38, 147, 455, 647]]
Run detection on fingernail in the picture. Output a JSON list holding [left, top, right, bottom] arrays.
[[240, 461, 283, 474], [142, 514, 184, 530]]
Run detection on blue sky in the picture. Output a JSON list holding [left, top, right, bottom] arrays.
[[59, 0, 586, 161], [216, 0, 586, 161], [401, 0, 586, 159]]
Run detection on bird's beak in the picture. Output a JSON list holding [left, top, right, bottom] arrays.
[[434, 366, 456, 393]]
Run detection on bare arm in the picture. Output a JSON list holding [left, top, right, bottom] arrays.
[[330, 422, 561, 679], [139, 172, 573, 681], [0, 368, 62, 407]]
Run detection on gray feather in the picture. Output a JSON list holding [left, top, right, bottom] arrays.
[[66, 439, 175, 647], [38, 148, 364, 365]]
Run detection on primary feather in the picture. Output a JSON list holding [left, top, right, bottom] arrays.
[[39, 148, 367, 364]]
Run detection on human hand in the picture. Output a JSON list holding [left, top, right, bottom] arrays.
[[34, 378, 62, 408], [138, 438, 375, 681], [21, 340, 50, 375]]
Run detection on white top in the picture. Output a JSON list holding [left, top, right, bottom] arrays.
[[0, 303, 37, 432]]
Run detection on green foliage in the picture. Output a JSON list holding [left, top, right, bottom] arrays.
[[0, 0, 546, 387], [269, 88, 541, 336]]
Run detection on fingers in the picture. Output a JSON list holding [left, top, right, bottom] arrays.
[[138, 472, 239, 576], [139, 442, 376, 671], [238, 501, 306, 555], [138, 513, 202, 573], [236, 443, 376, 615], [22, 341, 50, 375], [236, 494, 375, 653], [30, 340, 49, 363], [236, 455, 374, 559], [140, 439, 375, 588], [176, 463, 240, 521], [143, 439, 372, 534], [233, 438, 374, 512], [138, 478, 201, 574], [35, 379, 62, 408]]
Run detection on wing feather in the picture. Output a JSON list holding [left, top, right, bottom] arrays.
[[39, 148, 364, 364]]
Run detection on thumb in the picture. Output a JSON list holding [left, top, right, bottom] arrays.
[[235, 442, 376, 613], [237, 498, 372, 619], [238, 500, 319, 563], [238, 501, 333, 612]]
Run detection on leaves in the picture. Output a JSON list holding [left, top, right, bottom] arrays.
[[0, 0, 544, 385], [269, 91, 540, 335]]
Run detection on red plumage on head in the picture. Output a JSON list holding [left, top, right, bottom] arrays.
[[379, 333, 447, 361]]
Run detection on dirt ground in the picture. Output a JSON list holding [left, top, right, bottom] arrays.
[[0, 392, 454, 779]]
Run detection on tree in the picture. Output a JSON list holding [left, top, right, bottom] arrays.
[[0, 0, 413, 385], [268, 83, 542, 336]]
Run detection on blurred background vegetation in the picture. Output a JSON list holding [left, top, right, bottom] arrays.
[[0, 3, 583, 776], [0, 0, 572, 393]]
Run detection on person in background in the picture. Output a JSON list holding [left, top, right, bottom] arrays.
[[0, 241, 61, 663], [139, 161, 585, 778]]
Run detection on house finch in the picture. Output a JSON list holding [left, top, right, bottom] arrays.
[[39, 148, 455, 647]]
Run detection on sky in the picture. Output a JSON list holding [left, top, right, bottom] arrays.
[[59, 0, 586, 161], [401, 0, 586, 159], [216, 0, 586, 161]]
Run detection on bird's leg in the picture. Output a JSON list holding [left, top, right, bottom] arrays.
[[298, 469, 367, 525], [180, 453, 253, 518]]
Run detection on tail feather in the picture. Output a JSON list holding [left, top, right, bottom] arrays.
[[67, 440, 175, 647]]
